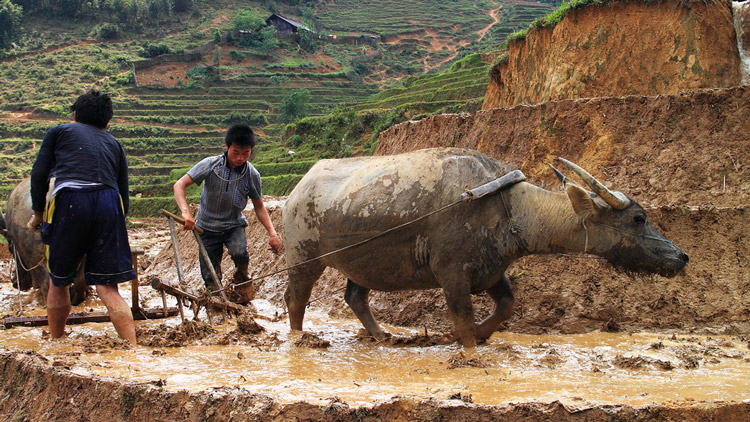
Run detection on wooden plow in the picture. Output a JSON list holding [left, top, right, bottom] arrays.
[[149, 209, 252, 324], [2, 249, 180, 329]]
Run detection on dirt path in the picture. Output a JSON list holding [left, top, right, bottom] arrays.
[[0, 41, 96, 63], [423, 3, 502, 72], [478, 5, 503, 40]]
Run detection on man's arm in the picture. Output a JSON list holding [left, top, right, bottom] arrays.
[[173, 173, 196, 230], [118, 145, 130, 215], [251, 198, 281, 254], [27, 128, 57, 230], [30, 128, 57, 212]]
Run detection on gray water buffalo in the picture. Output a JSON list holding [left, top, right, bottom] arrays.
[[283, 148, 688, 347], [3, 178, 88, 305]]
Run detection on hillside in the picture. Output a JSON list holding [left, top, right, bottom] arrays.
[[372, 0, 748, 335], [483, 0, 742, 108], [0, 0, 559, 215]]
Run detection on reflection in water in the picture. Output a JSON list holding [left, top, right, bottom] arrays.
[[1, 283, 749, 407]]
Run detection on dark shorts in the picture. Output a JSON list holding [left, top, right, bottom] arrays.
[[41, 186, 135, 287]]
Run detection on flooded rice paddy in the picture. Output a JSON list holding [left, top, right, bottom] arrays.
[[2, 281, 749, 408]]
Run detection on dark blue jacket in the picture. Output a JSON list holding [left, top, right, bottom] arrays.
[[30, 122, 130, 214]]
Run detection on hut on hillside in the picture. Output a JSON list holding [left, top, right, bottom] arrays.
[[266, 14, 311, 34]]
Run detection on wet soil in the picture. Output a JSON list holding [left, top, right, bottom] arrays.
[[2, 4, 749, 417]]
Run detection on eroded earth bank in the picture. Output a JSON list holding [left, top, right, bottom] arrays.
[[2, 0, 750, 420]]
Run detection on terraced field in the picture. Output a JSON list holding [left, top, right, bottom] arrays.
[[353, 55, 490, 115], [121, 81, 379, 126], [494, 0, 559, 40], [0, 0, 563, 217]]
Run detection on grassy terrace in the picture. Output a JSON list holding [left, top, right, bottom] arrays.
[[352, 54, 491, 115], [0, 0, 563, 215], [313, 0, 495, 37], [474, 0, 559, 52]]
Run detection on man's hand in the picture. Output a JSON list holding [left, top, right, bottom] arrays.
[[180, 210, 196, 231], [269, 233, 282, 255], [27, 212, 43, 232]]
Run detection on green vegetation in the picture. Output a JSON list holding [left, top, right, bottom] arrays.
[[278, 88, 311, 123], [283, 52, 490, 161], [0, 0, 23, 49], [0, 0, 560, 216]]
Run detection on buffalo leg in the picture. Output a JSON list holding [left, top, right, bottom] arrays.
[[475, 272, 514, 340], [344, 279, 388, 341], [284, 263, 324, 331], [441, 279, 477, 347], [69, 260, 89, 306]]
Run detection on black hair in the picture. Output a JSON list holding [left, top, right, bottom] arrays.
[[225, 124, 256, 148], [70, 90, 113, 129]]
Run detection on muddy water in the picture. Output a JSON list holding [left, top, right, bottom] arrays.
[[2, 282, 750, 408]]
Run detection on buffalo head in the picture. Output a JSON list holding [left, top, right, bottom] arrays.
[[554, 158, 689, 277]]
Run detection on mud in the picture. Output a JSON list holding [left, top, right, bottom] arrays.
[[1, 180, 749, 421], [2, 1, 750, 419], [2, 114, 749, 420], [483, 0, 741, 109]]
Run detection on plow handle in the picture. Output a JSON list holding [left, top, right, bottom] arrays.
[[160, 209, 204, 234]]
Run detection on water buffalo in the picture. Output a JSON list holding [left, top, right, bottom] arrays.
[[283, 148, 688, 347], [3, 178, 88, 305]]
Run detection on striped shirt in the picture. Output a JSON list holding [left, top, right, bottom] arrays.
[[187, 152, 262, 232]]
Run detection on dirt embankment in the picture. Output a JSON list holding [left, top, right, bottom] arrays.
[[378, 86, 749, 207], [372, 86, 749, 336], [371, 2, 749, 338], [3, 350, 750, 422], [483, 0, 742, 109]]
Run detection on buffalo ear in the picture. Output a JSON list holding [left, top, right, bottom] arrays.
[[565, 184, 600, 220]]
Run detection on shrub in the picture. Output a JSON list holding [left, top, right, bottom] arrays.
[[92, 23, 120, 40], [115, 71, 135, 85], [278, 88, 311, 123], [138, 42, 171, 58], [221, 111, 268, 127], [186, 65, 211, 80]]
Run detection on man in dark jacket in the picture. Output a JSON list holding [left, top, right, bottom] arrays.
[[28, 90, 136, 344]]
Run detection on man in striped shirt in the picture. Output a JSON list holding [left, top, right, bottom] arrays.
[[173, 124, 280, 303]]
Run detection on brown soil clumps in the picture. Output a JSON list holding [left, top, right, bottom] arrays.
[[136, 320, 216, 347], [294, 332, 330, 348]]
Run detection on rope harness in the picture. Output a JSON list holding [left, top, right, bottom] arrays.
[[213, 170, 528, 295], [10, 244, 44, 317], [216, 197, 467, 294], [11, 243, 45, 272], [168, 169, 671, 305], [581, 220, 675, 254]]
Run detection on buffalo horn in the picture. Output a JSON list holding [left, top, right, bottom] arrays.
[[558, 158, 630, 209], [549, 164, 573, 187]]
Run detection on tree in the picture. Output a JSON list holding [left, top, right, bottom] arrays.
[[172, 0, 192, 13], [254, 26, 279, 51], [278, 88, 311, 123], [0, 0, 22, 49], [298, 30, 319, 53], [232, 9, 265, 32]]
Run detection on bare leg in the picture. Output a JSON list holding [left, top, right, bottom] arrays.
[[344, 279, 388, 340], [47, 278, 71, 339], [96, 284, 136, 345], [475, 272, 515, 341]]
